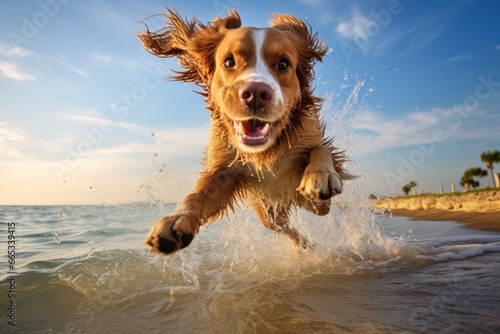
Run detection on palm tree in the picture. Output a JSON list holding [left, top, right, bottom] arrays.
[[481, 150, 500, 188], [460, 167, 488, 190], [402, 180, 418, 195], [460, 174, 474, 191]]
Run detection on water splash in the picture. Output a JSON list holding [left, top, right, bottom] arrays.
[[52, 231, 62, 244]]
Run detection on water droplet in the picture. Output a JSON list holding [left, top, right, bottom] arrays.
[[151, 132, 155, 136]]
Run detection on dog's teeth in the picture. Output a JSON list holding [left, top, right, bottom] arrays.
[[235, 121, 243, 139], [260, 123, 270, 136], [238, 122, 245, 138]]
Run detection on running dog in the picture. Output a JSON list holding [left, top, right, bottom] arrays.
[[138, 9, 352, 255]]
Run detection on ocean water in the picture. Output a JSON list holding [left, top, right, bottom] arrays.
[[1, 203, 500, 333]]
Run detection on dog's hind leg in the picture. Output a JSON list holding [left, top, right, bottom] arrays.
[[252, 204, 310, 250]]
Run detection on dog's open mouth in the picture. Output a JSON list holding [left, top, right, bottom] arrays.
[[232, 118, 272, 147]]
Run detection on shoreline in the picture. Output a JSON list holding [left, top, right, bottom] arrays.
[[388, 208, 500, 233]]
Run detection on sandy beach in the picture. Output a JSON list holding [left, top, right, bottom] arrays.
[[389, 208, 500, 232]]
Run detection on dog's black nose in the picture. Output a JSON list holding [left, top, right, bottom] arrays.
[[239, 82, 273, 109]]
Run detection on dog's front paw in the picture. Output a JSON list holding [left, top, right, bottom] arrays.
[[297, 165, 343, 201], [145, 213, 200, 255]]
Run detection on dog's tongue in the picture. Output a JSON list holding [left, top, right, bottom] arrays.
[[234, 119, 271, 146], [240, 119, 268, 137]]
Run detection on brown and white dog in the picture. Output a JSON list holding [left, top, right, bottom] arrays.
[[138, 9, 352, 255]]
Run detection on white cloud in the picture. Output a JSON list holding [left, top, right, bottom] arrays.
[[0, 44, 33, 58], [90, 53, 141, 70], [352, 104, 500, 155], [61, 110, 104, 123], [53, 55, 91, 78], [0, 61, 36, 81], [0, 122, 27, 143], [334, 6, 447, 55], [65, 63, 90, 77], [496, 45, 500, 50], [298, 0, 324, 5], [439, 54, 474, 66], [90, 53, 113, 63], [0, 119, 83, 162], [0, 114, 208, 204], [333, 8, 405, 54], [60, 110, 209, 155], [405, 30, 442, 55], [0, 122, 31, 160], [106, 121, 209, 154], [336, 9, 373, 43]]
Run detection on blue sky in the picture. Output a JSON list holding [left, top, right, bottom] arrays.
[[1, 0, 499, 205]]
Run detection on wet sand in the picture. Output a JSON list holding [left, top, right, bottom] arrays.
[[389, 208, 500, 232]]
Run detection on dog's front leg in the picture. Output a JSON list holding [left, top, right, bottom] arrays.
[[296, 146, 343, 201], [145, 170, 243, 255]]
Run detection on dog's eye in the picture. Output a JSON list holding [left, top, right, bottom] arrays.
[[277, 58, 290, 71], [224, 57, 236, 69]]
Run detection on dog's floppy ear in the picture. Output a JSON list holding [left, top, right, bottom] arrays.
[[191, 10, 241, 87], [269, 14, 327, 110], [269, 14, 327, 81], [208, 9, 242, 31], [137, 9, 200, 84], [137, 9, 241, 90], [269, 14, 327, 61]]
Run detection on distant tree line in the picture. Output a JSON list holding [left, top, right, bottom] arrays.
[[460, 150, 500, 190], [401, 150, 500, 195]]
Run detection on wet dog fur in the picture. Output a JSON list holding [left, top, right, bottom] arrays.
[[137, 9, 352, 255]]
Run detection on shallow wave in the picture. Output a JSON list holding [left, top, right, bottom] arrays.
[[417, 241, 500, 261], [2, 204, 500, 333], [42, 204, 500, 301]]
